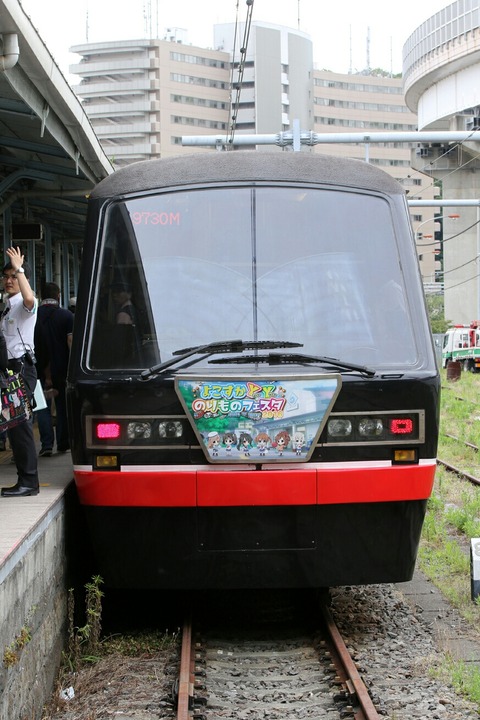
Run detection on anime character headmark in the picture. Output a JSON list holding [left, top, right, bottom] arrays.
[[293, 431, 305, 456], [274, 430, 290, 456], [207, 431, 221, 456], [237, 431, 253, 457], [255, 432, 270, 457], [223, 431, 237, 453]]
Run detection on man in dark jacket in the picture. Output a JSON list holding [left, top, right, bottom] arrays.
[[34, 282, 73, 456]]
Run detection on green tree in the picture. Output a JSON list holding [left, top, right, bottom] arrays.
[[426, 293, 450, 333]]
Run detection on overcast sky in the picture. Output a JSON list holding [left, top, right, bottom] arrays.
[[20, 0, 449, 82]]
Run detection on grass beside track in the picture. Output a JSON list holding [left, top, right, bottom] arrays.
[[418, 367, 480, 707]]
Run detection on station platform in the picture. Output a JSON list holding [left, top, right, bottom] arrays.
[[0, 436, 73, 574], [0, 430, 76, 720]]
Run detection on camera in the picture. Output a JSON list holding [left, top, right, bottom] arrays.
[[24, 350, 36, 365]]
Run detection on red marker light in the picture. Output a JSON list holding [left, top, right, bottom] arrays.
[[390, 418, 413, 435], [96, 422, 121, 439]]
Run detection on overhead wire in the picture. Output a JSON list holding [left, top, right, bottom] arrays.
[[440, 256, 479, 275], [223, 6, 479, 284], [403, 128, 480, 201], [417, 216, 480, 289], [402, 130, 480, 294], [416, 218, 480, 247], [416, 217, 480, 289], [225, 1, 241, 146], [226, 0, 254, 148], [442, 270, 480, 289]]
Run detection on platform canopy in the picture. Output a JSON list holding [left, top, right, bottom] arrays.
[[0, 0, 112, 248]]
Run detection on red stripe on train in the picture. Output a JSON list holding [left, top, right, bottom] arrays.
[[74, 464, 436, 507]]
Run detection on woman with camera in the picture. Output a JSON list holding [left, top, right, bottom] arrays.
[[0, 246, 39, 497]]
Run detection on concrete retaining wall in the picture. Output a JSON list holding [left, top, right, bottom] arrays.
[[0, 495, 68, 720]]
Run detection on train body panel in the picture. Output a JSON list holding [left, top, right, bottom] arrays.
[[67, 151, 440, 589], [73, 462, 436, 507], [80, 500, 428, 589]]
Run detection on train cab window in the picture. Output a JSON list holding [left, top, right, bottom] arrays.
[[87, 184, 418, 371]]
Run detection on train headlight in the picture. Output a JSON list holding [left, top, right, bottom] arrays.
[[323, 411, 422, 446], [158, 420, 183, 439], [87, 415, 189, 449], [358, 418, 383, 437], [327, 418, 352, 437], [127, 421, 152, 440]]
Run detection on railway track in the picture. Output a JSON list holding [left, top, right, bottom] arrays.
[[174, 593, 381, 720], [438, 431, 480, 485], [437, 457, 480, 486], [43, 584, 480, 720], [442, 432, 479, 452]]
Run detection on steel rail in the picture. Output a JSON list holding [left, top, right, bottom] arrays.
[[320, 601, 382, 720], [176, 616, 194, 720], [178, 601, 382, 718], [437, 458, 480, 486], [442, 432, 479, 452]]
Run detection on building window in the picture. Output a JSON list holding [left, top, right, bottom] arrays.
[[170, 52, 227, 69], [171, 115, 227, 130]]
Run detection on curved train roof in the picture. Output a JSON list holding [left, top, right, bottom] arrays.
[[90, 151, 405, 199]]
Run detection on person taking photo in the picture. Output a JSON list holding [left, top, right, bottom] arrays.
[[0, 246, 39, 497]]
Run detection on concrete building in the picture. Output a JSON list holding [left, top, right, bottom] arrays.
[[70, 21, 436, 285], [70, 37, 231, 166], [312, 71, 437, 287], [70, 22, 314, 163], [404, 0, 480, 323], [213, 21, 313, 139]]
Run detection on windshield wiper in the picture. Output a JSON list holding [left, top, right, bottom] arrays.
[[140, 339, 303, 378], [209, 352, 376, 377]]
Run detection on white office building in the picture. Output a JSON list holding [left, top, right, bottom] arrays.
[[70, 21, 436, 285]]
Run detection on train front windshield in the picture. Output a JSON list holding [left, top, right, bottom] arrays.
[[88, 185, 417, 371]]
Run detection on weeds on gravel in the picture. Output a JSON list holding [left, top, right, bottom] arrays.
[[445, 488, 480, 538], [64, 576, 178, 669], [65, 575, 104, 670], [101, 629, 179, 656], [431, 654, 480, 707], [41, 573, 179, 720]]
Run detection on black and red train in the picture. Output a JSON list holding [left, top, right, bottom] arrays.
[[67, 150, 440, 589]]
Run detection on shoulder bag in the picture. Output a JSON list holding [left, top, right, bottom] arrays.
[[0, 370, 32, 430]]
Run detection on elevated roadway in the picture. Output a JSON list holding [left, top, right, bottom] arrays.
[[403, 1, 480, 323]]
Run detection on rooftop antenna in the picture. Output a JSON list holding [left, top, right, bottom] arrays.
[[349, 25, 352, 73], [154, 0, 159, 38], [366, 26, 370, 71], [144, 0, 152, 38], [297, 0, 300, 29], [85, 1, 89, 41]]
